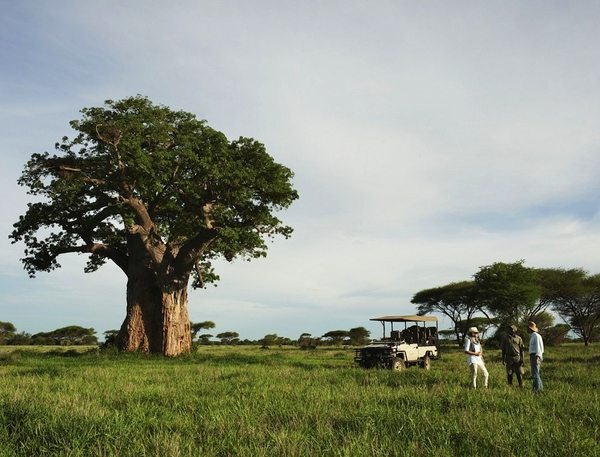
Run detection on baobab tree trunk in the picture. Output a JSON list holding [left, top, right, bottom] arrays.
[[117, 259, 192, 356], [160, 287, 192, 356]]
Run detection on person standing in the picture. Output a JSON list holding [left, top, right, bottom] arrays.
[[464, 327, 489, 388], [527, 321, 544, 393], [502, 325, 524, 387]]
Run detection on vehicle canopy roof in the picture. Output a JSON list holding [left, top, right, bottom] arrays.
[[369, 315, 438, 323]]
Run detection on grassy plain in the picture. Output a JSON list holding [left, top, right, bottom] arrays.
[[0, 343, 598, 456]]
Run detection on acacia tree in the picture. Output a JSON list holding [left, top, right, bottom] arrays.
[[0, 322, 17, 344], [31, 326, 97, 345], [191, 320, 215, 341], [10, 96, 298, 356], [298, 332, 318, 350], [260, 333, 280, 348], [348, 326, 370, 345], [321, 330, 349, 345], [216, 331, 239, 345], [542, 268, 600, 346], [197, 333, 213, 345], [411, 281, 479, 346], [473, 261, 541, 326]]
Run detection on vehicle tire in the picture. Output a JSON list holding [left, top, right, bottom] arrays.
[[421, 355, 431, 370], [391, 358, 405, 371]]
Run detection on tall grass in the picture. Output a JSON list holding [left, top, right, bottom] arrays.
[[0, 344, 598, 456]]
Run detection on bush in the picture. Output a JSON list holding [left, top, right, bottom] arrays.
[[298, 337, 318, 350]]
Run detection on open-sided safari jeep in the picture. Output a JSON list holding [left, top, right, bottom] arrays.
[[354, 315, 439, 370]]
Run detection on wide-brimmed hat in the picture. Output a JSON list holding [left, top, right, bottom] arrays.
[[528, 321, 538, 332], [468, 327, 479, 334]]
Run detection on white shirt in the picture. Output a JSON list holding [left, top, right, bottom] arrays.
[[464, 337, 483, 365], [529, 332, 544, 360]]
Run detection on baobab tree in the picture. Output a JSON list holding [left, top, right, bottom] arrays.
[[10, 96, 298, 356]]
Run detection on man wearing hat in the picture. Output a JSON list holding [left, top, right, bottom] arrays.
[[501, 325, 524, 387], [464, 326, 489, 388], [527, 321, 544, 393]]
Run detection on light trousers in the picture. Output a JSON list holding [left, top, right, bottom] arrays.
[[469, 361, 489, 388]]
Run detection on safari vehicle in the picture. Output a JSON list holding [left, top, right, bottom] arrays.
[[354, 315, 439, 370]]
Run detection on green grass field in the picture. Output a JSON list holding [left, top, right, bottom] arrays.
[[0, 344, 598, 456]]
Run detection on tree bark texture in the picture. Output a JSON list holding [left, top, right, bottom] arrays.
[[117, 272, 192, 356], [116, 238, 192, 356]]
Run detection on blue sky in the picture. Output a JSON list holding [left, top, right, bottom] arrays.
[[2, 1, 600, 340]]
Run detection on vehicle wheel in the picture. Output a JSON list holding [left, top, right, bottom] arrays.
[[391, 358, 405, 371], [421, 355, 431, 370]]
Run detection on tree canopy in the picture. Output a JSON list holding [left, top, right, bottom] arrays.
[[10, 96, 298, 355], [539, 268, 600, 345], [412, 261, 600, 346], [0, 322, 17, 344], [216, 332, 240, 345], [411, 281, 478, 346], [473, 261, 541, 324], [31, 326, 97, 345], [191, 321, 216, 341], [348, 327, 370, 345], [11, 95, 298, 284], [321, 330, 349, 345]]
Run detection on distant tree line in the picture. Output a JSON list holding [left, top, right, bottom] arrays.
[[0, 323, 97, 345], [412, 261, 600, 347], [0, 320, 373, 350], [185, 324, 372, 349]]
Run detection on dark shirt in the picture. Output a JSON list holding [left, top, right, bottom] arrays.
[[502, 334, 524, 362]]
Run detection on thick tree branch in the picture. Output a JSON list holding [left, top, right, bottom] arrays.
[[57, 165, 106, 185], [127, 224, 166, 266], [46, 159, 106, 186], [124, 197, 154, 231], [50, 243, 128, 274], [121, 195, 168, 267], [89, 244, 128, 274], [86, 205, 120, 228], [173, 228, 218, 275]]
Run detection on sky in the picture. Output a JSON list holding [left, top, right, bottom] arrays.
[[2, 1, 600, 341]]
